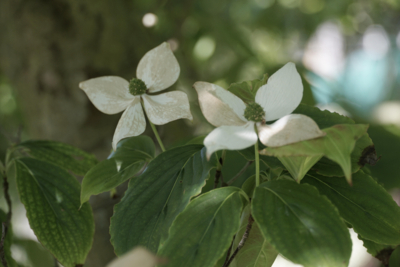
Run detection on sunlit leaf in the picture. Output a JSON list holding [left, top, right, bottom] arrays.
[[158, 187, 247, 267], [303, 171, 400, 245], [80, 136, 155, 204], [18, 140, 98, 176], [261, 124, 368, 183], [110, 145, 214, 255], [277, 155, 322, 182], [293, 104, 374, 177], [15, 158, 94, 267], [252, 180, 351, 267]]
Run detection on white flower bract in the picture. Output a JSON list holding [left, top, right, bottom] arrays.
[[194, 62, 326, 158], [79, 42, 193, 150]]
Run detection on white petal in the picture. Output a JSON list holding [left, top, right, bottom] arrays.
[[204, 122, 258, 158], [142, 91, 193, 125], [136, 42, 180, 93], [112, 97, 146, 150], [255, 62, 303, 121], [193, 81, 247, 127], [79, 76, 134, 114], [258, 114, 326, 147]]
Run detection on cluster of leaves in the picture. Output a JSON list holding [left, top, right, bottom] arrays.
[[2, 76, 400, 267]]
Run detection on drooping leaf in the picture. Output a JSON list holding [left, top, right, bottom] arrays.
[[14, 158, 94, 267], [277, 155, 322, 182], [227, 74, 268, 104], [80, 136, 155, 204], [158, 187, 248, 267], [231, 206, 278, 267], [293, 104, 374, 177], [252, 180, 351, 267], [302, 171, 400, 245], [110, 145, 214, 255], [0, 209, 17, 267], [261, 124, 368, 183], [18, 140, 98, 176]]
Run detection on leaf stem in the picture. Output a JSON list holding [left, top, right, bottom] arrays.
[[0, 169, 12, 267], [255, 142, 260, 187], [149, 121, 166, 152], [222, 215, 254, 267]]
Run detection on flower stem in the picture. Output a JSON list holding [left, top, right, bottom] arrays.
[[149, 121, 165, 152], [255, 141, 260, 187]]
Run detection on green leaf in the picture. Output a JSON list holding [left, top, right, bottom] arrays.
[[80, 136, 155, 204], [13, 239, 55, 267], [15, 158, 94, 267], [293, 104, 374, 177], [358, 235, 394, 258], [110, 145, 214, 255], [367, 125, 400, 189], [18, 140, 98, 176], [390, 246, 400, 267], [277, 155, 322, 182], [186, 135, 206, 145], [302, 171, 400, 245], [252, 180, 351, 267], [262, 124, 368, 183], [0, 209, 17, 267], [231, 206, 278, 267], [241, 174, 268, 198], [293, 103, 354, 128], [227, 74, 268, 104], [158, 187, 248, 267]]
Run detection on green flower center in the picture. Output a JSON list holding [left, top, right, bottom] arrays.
[[244, 103, 265, 122], [129, 78, 147, 96]]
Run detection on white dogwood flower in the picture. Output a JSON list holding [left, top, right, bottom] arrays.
[[79, 42, 193, 150], [194, 62, 326, 158]]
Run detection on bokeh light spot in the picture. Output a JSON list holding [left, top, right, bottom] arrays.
[[142, 13, 158, 28], [193, 36, 216, 61]]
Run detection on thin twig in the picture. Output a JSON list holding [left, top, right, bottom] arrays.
[[222, 215, 254, 267], [214, 169, 222, 189], [227, 161, 253, 185], [0, 170, 12, 267], [224, 237, 235, 264]]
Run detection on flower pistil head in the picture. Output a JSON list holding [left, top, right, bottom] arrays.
[[244, 102, 265, 122], [129, 78, 147, 96]]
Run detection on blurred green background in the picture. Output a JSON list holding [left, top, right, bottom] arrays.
[[1, 0, 400, 266]]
